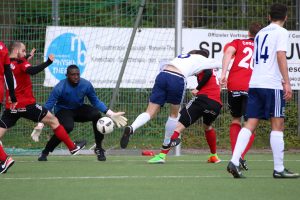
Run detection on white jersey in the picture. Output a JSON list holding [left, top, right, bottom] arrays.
[[250, 23, 289, 89], [168, 54, 221, 78]]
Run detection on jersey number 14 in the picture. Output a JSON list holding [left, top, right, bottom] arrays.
[[255, 34, 269, 64]]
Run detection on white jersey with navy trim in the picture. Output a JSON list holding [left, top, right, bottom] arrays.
[[168, 54, 221, 78], [250, 23, 289, 89]]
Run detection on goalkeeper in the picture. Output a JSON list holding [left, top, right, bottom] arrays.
[[34, 64, 127, 162]]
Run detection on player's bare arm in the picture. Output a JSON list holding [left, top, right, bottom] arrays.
[[220, 46, 236, 87], [277, 51, 292, 101]]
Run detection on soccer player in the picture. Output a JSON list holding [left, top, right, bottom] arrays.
[[149, 65, 222, 164], [0, 42, 86, 174], [220, 22, 263, 170], [120, 49, 221, 150], [0, 41, 17, 111], [34, 64, 127, 162], [227, 4, 299, 178]]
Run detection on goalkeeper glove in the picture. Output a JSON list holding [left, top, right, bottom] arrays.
[[106, 109, 128, 128], [30, 122, 44, 142]]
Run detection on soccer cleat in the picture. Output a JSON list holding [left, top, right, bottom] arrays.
[[70, 140, 87, 155], [94, 147, 106, 161], [239, 158, 249, 170], [0, 157, 15, 174], [227, 161, 245, 178], [148, 153, 166, 164], [120, 126, 133, 149], [273, 168, 299, 179], [38, 152, 49, 161], [207, 154, 221, 163], [167, 138, 181, 148]]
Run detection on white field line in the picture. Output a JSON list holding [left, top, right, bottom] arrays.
[[0, 175, 272, 180], [15, 159, 300, 163]]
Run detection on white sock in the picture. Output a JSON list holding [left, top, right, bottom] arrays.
[[231, 128, 252, 166], [270, 131, 284, 172], [163, 116, 179, 146], [131, 112, 151, 132]]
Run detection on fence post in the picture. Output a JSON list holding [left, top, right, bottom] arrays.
[[52, 0, 60, 26], [109, 0, 146, 109], [297, 0, 300, 138], [175, 0, 183, 156]]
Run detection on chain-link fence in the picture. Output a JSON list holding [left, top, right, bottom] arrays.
[[0, 0, 299, 153]]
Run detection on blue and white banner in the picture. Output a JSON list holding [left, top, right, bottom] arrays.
[[44, 26, 300, 89]]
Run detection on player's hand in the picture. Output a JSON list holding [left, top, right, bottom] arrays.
[[8, 97, 18, 110], [27, 48, 36, 60], [282, 82, 292, 101], [191, 89, 198, 96], [106, 109, 128, 128], [30, 122, 44, 142], [219, 76, 227, 88], [10, 102, 18, 110], [48, 54, 55, 61]]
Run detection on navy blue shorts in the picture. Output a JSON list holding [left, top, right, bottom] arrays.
[[246, 88, 285, 120], [149, 70, 186, 106]]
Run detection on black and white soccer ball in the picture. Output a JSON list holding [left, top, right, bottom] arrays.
[[96, 117, 114, 134]]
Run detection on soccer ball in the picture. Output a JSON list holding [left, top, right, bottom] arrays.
[[96, 117, 114, 134]]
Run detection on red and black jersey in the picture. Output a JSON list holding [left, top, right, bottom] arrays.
[[0, 41, 10, 76], [196, 69, 222, 105], [227, 38, 254, 91], [6, 58, 36, 108]]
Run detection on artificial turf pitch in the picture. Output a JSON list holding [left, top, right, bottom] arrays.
[[0, 153, 299, 200]]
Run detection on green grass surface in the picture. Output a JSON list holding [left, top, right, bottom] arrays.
[[0, 154, 299, 200]]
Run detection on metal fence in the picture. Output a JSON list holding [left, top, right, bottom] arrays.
[[0, 0, 299, 152]]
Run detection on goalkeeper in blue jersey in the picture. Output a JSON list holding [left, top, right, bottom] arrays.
[[32, 65, 127, 161]]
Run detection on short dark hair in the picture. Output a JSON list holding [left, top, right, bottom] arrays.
[[249, 22, 263, 37], [9, 41, 23, 53], [188, 49, 209, 58], [67, 64, 79, 74], [269, 3, 287, 21]]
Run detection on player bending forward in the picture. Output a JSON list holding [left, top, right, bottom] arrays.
[[149, 64, 222, 164], [120, 50, 221, 151]]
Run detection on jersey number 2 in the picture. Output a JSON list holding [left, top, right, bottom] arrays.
[[238, 47, 253, 69]]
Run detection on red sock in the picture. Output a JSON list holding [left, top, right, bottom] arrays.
[[230, 123, 241, 153], [0, 145, 8, 161], [241, 133, 255, 159], [160, 149, 170, 154], [53, 125, 76, 150], [171, 131, 180, 140], [205, 128, 217, 154]]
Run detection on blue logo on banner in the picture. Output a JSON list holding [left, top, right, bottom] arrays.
[[46, 33, 87, 80]]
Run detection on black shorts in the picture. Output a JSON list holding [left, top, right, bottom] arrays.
[[179, 95, 222, 128], [0, 103, 48, 129], [227, 91, 248, 118]]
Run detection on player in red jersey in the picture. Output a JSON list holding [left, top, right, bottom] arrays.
[[0, 41, 17, 111], [149, 50, 223, 164], [219, 22, 263, 170], [0, 42, 86, 174]]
